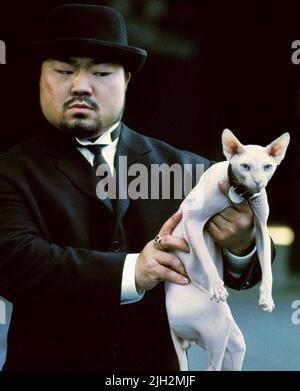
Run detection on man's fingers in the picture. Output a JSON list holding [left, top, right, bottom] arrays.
[[208, 210, 253, 238], [218, 179, 231, 195], [219, 206, 253, 227], [206, 219, 223, 238], [158, 252, 188, 277], [148, 209, 190, 286], [159, 210, 182, 236], [136, 238, 189, 292], [210, 211, 231, 226], [156, 234, 190, 253], [156, 264, 189, 285], [218, 180, 250, 212]]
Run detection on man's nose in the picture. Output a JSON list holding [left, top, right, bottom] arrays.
[[70, 72, 93, 96]]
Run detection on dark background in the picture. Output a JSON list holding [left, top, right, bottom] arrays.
[[0, 0, 299, 270]]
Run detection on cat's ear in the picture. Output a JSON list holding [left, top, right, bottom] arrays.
[[222, 129, 245, 160], [266, 132, 290, 165]]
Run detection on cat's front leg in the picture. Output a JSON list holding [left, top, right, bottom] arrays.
[[208, 275, 229, 303], [251, 191, 275, 312], [257, 225, 275, 312], [182, 217, 229, 303], [259, 281, 275, 312]]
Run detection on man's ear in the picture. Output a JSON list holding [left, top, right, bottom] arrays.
[[266, 132, 290, 165], [222, 128, 245, 161], [125, 71, 131, 89]]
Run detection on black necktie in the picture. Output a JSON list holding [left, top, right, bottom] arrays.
[[84, 143, 114, 215], [76, 125, 121, 175], [77, 126, 121, 211], [85, 144, 110, 174]]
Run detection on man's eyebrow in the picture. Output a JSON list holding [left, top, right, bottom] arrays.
[[66, 59, 78, 65], [52, 58, 116, 67], [89, 61, 113, 66], [54, 58, 77, 65], [53, 58, 104, 66]]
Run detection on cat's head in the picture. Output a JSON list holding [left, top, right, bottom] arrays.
[[222, 129, 290, 193]]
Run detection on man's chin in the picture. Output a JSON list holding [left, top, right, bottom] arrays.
[[60, 119, 103, 139]]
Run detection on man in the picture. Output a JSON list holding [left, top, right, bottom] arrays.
[[0, 4, 266, 370]]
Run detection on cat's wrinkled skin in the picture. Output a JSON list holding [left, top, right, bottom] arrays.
[[165, 129, 290, 371]]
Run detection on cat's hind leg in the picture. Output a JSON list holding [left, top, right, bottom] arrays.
[[169, 328, 189, 371], [191, 297, 233, 371], [221, 319, 246, 371]]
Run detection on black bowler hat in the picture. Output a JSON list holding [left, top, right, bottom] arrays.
[[20, 3, 147, 73]]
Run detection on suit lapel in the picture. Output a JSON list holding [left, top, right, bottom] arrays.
[[56, 155, 114, 212], [42, 128, 114, 213], [114, 124, 152, 222]]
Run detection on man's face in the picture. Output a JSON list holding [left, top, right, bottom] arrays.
[[39, 57, 131, 139]]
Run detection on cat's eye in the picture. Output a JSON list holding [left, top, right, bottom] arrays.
[[264, 164, 273, 171], [240, 163, 250, 171]]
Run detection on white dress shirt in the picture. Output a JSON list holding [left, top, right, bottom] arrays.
[[76, 123, 255, 305]]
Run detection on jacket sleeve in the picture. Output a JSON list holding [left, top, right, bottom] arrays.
[[223, 241, 276, 290], [0, 176, 125, 314]]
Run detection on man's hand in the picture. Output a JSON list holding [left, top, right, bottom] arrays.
[[206, 180, 255, 256], [135, 210, 190, 292]]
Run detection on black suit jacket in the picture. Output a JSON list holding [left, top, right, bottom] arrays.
[[0, 123, 263, 370]]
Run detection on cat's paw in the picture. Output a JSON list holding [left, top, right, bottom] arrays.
[[209, 279, 228, 303], [259, 284, 275, 312]]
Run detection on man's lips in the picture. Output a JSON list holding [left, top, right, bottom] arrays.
[[68, 103, 93, 110]]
